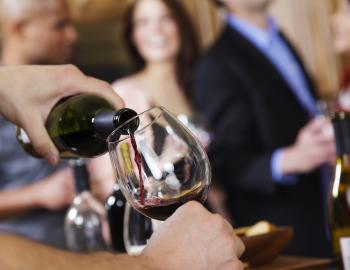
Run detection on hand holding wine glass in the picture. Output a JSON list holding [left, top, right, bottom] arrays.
[[108, 107, 211, 221], [142, 201, 245, 270]]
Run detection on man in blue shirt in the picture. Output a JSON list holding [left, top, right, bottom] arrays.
[[193, 0, 335, 257]]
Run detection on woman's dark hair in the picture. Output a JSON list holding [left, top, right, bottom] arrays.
[[123, 0, 199, 96]]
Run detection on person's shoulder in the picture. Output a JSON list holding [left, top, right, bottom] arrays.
[[111, 74, 149, 111], [111, 75, 143, 97], [205, 27, 234, 56], [112, 75, 136, 91], [198, 28, 238, 71]]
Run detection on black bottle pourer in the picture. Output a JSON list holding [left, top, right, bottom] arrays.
[[94, 108, 139, 140]]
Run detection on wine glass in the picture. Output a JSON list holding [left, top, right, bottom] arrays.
[[107, 107, 211, 221], [123, 202, 154, 256]]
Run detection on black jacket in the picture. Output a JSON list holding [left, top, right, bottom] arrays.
[[193, 26, 331, 257]]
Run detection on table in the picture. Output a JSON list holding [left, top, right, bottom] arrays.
[[250, 256, 333, 270]]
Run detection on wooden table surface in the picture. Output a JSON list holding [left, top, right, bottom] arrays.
[[250, 256, 333, 270]]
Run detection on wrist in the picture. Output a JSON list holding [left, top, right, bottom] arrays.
[[29, 181, 46, 208], [279, 146, 300, 175]]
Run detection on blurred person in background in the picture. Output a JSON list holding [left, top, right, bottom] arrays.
[[332, 0, 350, 109], [193, 0, 335, 257], [112, 0, 232, 221], [332, 0, 350, 55], [0, 0, 113, 249]]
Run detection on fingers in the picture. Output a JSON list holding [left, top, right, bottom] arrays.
[[58, 65, 124, 110], [82, 76, 125, 110], [21, 114, 59, 165], [65, 70, 125, 110], [304, 116, 329, 133], [298, 117, 335, 160], [302, 117, 334, 141], [233, 235, 245, 258], [216, 260, 244, 270]]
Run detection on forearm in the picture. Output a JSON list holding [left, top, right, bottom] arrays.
[[278, 145, 304, 175], [270, 149, 298, 185], [88, 155, 115, 202], [0, 185, 40, 219], [0, 234, 159, 270]]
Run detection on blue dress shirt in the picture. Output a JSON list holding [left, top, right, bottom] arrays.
[[227, 15, 318, 184]]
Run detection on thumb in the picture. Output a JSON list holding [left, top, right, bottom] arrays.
[[21, 115, 59, 165]]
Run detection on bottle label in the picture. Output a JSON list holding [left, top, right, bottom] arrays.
[[340, 237, 350, 270]]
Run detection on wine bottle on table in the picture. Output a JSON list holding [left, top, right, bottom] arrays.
[[65, 158, 109, 252], [105, 183, 127, 252], [329, 111, 350, 270], [17, 94, 139, 158]]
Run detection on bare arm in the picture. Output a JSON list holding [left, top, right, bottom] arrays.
[[87, 154, 115, 203], [0, 168, 75, 219], [0, 185, 40, 219], [0, 234, 155, 270], [1, 202, 244, 270]]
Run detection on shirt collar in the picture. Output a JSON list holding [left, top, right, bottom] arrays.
[[227, 14, 279, 49]]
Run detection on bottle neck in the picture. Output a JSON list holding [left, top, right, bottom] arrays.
[[70, 159, 90, 193], [93, 110, 118, 140], [333, 119, 350, 156], [93, 109, 139, 140], [337, 154, 350, 170]]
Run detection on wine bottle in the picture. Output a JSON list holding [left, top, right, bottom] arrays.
[[65, 159, 109, 252], [329, 111, 350, 270], [17, 94, 139, 158], [105, 183, 127, 252]]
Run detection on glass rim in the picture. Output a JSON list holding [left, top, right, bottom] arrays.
[[107, 106, 164, 145]]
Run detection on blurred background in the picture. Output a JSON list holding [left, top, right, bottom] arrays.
[[1, 0, 349, 261], [39, 0, 340, 97]]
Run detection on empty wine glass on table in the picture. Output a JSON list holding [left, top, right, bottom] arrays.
[[65, 159, 109, 252], [107, 107, 211, 221]]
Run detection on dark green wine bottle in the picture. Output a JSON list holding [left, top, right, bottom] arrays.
[[17, 94, 139, 158], [329, 111, 350, 270]]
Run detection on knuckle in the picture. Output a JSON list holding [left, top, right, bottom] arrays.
[[185, 200, 203, 212], [33, 142, 50, 156], [211, 214, 227, 230], [235, 237, 245, 257], [63, 64, 79, 74], [225, 238, 237, 254], [99, 80, 111, 89]]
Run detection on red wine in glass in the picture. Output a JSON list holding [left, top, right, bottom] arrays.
[[128, 125, 208, 220], [134, 184, 208, 221]]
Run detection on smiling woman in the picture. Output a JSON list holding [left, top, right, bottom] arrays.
[[101, 0, 233, 225]]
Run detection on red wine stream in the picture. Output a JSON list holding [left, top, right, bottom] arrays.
[[130, 133, 145, 204]]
